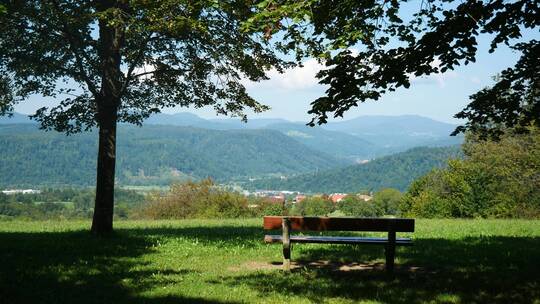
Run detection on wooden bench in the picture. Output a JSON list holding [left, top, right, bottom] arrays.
[[263, 216, 415, 272]]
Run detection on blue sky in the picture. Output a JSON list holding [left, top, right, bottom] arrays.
[[14, 6, 539, 125], [166, 33, 531, 124]]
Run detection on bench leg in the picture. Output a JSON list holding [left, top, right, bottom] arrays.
[[385, 231, 396, 273], [282, 217, 291, 271]]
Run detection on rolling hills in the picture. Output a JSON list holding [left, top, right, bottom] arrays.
[[0, 124, 345, 187], [245, 145, 463, 193], [324, 115, 463, 151], [0, 113, 464, 191], [1, 112, 464, 160]]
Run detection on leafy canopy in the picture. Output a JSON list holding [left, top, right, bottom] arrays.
[[245, 0, 539, 137], [0, 0, 290, 133], [401, 127, 540, 218]]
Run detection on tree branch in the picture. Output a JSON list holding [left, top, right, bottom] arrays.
[[48, 0, 99, 97]]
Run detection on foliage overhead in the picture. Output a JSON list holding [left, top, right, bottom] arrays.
[[245, 0, 539, 137], [0, 0, 290, 133]]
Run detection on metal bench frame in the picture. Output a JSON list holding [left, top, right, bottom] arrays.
[[263, 216, 415, 272]]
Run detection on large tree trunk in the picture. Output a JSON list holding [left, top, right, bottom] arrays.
[[91, 111, 117, 234], [91, 0, 126, 235]]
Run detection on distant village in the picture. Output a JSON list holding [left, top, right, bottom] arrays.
[[2, 188, 372, 203], [243, 190, 373, 206], [1, 189, 41, 195]]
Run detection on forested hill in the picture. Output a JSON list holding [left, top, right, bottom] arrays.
[[2, 112, 463, 160], [246, 146, 463, 193], [0, 124, 346, 188]]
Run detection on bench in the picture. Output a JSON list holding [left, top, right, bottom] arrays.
[[263, 216, 415, 272]]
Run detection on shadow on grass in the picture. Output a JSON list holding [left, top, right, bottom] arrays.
[[116, 225, 264, 248], [1, 224, 539, 303], [118, 225, 540, 303], [225, 236, 540, 303], [0, 229, 239, 304]]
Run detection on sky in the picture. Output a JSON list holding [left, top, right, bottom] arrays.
[[13, 4, 539, 125], [166, 33, 529, 124]]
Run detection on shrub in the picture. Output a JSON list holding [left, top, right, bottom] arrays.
[[336, 196, 382, 217], [372, 188, 402, 215], [294, 196, 334, 216], [140, 179, 253, 219], [401, 128, 540, 218], [255, 199, 284, 216]]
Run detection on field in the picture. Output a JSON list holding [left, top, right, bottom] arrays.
[[0, 219, 539, 304]]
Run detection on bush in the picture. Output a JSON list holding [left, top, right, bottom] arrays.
[[336, 196, 382, 217], [372, 188, 402, 215], [255, 199, 284, 216], [401, 128, 540, 218], [73, 192, 94, 211], [140, 179, 253, 219], [293, 196, 334, 216]]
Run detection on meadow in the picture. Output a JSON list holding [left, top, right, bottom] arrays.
[[0, 219, 539, 304]]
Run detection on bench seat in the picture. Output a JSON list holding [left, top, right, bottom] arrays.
[[264, 234, 413, 245], [263, 216, 415, 272]]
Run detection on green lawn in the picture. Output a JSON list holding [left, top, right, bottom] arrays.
[[0, 219, 539, 303]]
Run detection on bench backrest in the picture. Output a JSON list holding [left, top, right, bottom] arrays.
[[263, 216, 415, 232]]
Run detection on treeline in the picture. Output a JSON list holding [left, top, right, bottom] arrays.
[[137, 180, 403, 219], [248, 146, 462, 192], [289, 189, 403, 217], [0, 124, 343, 188], [0, 188, 145, 219], [400, 128, 540, 218], [138, 179, 283, 219], [3, 127, 537, 220]]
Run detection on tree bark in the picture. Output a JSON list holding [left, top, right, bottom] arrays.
[[91, 111, 117, 235], [91, 0, 126, 235]]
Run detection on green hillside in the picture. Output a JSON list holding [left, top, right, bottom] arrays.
[[263, 122, 377, 159], [246, 146, 463, 193], [0, 124, 346, 188]]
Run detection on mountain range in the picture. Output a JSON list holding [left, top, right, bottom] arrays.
[[246, 145, 463, 193], [0, 112, 462, 159], [0, 112, 464, 190], [0, 124, 344, 188]]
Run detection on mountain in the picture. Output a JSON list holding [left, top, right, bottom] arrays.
[[246, 145, 463, 193], [263, 122, 376, 160], [2, 111, 464, 160], [0, 124, 346, 188], [143, 113, 378, 159], [143, 112, 226, 129], [144, 113, 289, 130], [145, 113, 464, 156], [0, 113, 34, 124], [208, 118, 290, 129], [324, 115, 463, 150]]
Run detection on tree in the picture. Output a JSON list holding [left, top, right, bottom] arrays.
[[0, 1, 288, 234], [336, 196, 382, 217], [400, 127, 540, 218], [73, 191, 95, 211], [372, 188, 402, 216], [293, 196, 334, 216], [245, 0, 539, 137]]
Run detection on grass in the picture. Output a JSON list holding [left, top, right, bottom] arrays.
[[0, 219, 539, 304]]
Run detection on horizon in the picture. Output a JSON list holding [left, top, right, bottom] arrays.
[[7, 110, 460, 126]]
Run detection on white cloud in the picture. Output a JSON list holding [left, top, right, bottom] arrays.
[[243, 58, 325, 90], [470, 76, 482, 84]]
